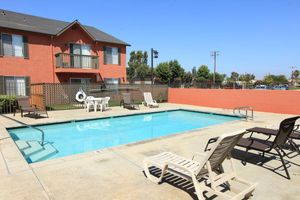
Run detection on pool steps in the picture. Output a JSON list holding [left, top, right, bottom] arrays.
[[28, 143, 57, 163], [15, 140, 58, 163], [15, 140, 30, 150]]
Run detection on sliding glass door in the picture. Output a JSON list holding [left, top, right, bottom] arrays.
[[81, 45, 91, 68], [70, 44, 81, 68], [70, 44, 91, 68]]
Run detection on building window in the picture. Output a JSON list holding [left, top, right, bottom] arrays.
[[69, 44, 92, 68], [104, 47, 120, 65], [104, 78, 120, 90], [70, 78, 91, 84], [0, 33, 29, 58], [0, 76, 29, 96], [104, 78, 120, 85]]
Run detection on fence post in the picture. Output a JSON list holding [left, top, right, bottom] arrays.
[[42, 83, 46, 110]]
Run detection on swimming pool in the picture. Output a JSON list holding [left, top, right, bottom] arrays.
[[8, 110, 240, 163]]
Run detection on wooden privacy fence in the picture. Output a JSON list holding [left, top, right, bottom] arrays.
[[30, 83, 46, 110], [30, 83, 168, 110]]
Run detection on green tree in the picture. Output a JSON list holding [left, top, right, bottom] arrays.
[[210, 73, 226, 85], [274, 75, 288, 84], [239, 73, 255, 88], [136, 51, 143, 64], [127, 50, 150, 81], [169, 60, 184, 83], [263, 74, 287, 85], [292, 70, 299, 80], [230, 72, 239, 81], [155, 62, 171, 83], [128, 51, 136, 64], [142, 51, 148, 65], [239, 73, 255, 83], [263, 74, 275, 86], [136, 64, 149, 79], [183, 72, 193, 87], [195, 65, 210, 82], [192, 67, 197, 77], [126, 67, 135, 80], [293, 70, 300, 79]]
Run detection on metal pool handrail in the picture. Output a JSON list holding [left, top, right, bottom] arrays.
[[25, 125, 45, 146], [0, 114, 45, 146], [233, 106, 254, 120]]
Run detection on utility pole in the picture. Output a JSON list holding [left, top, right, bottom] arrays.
[[211, 51, 219, 85]]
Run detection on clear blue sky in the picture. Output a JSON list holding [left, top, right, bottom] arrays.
[[1, 0, 300, 79]]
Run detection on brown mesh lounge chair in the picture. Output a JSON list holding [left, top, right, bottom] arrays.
[[16, 97, 48, 118], [144, 131, 257, 200], [246, 121, 300, 153], [237, 116, 299, 179], [121, 93, 140, 110]]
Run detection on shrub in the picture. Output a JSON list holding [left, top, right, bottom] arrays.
[[0, 95, 17, 113]]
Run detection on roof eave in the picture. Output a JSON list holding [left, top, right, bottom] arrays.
[[94, 39, 131, 46], [55, 20, 96, 41]]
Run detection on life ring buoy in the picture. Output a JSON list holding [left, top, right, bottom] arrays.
[[75, 90, 87, 103]]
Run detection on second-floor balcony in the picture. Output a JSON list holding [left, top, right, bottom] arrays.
[[55, 53, 99, 70]]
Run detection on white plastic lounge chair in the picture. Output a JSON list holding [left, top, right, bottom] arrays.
[[143, 92, 159, 108], [143, 131, 257, 200]]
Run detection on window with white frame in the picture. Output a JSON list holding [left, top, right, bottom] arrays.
[[104, 47, 120, 65]]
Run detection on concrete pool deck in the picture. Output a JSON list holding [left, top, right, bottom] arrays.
[[0, 103, 299, 200]]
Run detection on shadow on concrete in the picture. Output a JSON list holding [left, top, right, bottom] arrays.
[[231, 148, 300, 179], [143, 166, 232, 200]]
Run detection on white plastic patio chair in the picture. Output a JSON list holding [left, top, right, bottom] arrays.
[[103, 97, 110, 110], [86, 98, 95, 112], [143, 92, 159, 108], [143, 131, 257, 200], [98, 97, 110, 112], [84, 96, 94, 109]]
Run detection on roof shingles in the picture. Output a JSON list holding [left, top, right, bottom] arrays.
[[0, 9, 130, 46]]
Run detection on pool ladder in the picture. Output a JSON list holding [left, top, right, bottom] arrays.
[[233, 106, 254, 120]]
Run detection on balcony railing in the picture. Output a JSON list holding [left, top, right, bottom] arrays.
[[55, 53, 99, 69]]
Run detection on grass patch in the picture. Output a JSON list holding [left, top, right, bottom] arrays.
[[46, 104, 83, 110]]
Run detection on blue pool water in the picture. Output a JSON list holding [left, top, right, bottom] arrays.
[[8, 110, 239, 163]]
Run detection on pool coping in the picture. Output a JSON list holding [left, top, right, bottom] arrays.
[[5, 108, 243, 130]]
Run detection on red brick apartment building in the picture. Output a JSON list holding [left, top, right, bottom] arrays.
[[0, 9, 130, 95]]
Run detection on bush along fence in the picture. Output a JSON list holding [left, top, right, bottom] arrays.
[[0, 95, 17, 114], [30, 83, 168, 111]]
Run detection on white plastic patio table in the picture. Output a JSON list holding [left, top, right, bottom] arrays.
[[90, 97, 104, 112]]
